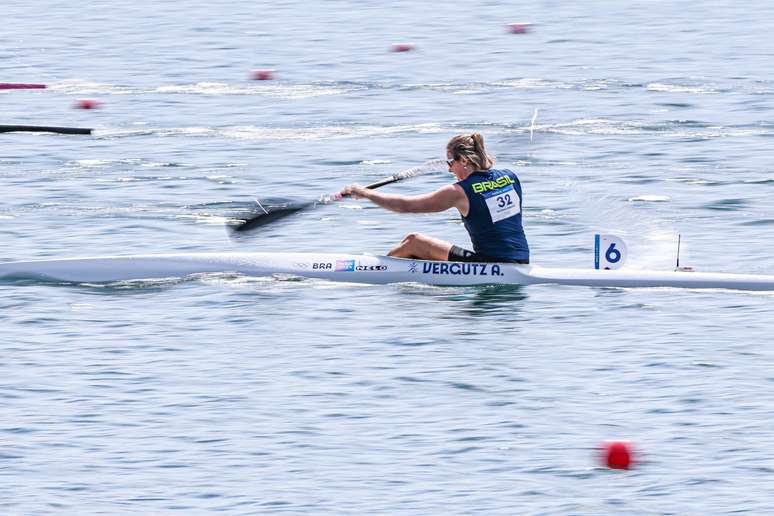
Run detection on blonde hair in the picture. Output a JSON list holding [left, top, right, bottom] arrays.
[[447, 133, 495, 171]]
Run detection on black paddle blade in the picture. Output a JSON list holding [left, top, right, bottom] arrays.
[[229, 200, 314, 233]]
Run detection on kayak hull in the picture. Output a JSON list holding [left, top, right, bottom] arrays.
[[1, 252, 774, 291]]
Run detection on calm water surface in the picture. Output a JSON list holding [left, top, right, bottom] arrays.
[[2, 1, 774, 514]]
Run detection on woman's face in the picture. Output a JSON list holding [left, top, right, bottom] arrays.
[[446, 152, 469, 180]]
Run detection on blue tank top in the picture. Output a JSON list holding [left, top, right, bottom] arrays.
[[456, 169, 529, 261]]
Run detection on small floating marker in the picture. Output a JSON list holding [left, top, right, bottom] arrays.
[[391, 43, 415, 52], [0, 83, 47, 90], [251, 69, 275, 81], [507, 22, 532, 34], [601, 440, 634, 470], [74, 99, 100, 110]]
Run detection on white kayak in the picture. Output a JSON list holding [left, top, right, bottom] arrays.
[[1, 252, 774, 291]]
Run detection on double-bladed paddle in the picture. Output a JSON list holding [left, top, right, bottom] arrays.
[[229, 159, 446, 233]]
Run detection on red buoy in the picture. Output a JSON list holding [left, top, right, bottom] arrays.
[[601, 440, 634, 470], [251, 69, 275, 81], [74, 99, 100, 110], [391, 43, 415, 52], [507, 22, 532, 34]]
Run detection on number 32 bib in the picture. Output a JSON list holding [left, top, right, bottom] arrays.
[[483, 185, 521, 223]]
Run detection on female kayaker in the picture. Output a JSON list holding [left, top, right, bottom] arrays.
[[341, 133, 529, 263]]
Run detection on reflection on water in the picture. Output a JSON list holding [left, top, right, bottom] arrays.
[[462, 284, 528, 316], [397, 282, 528, 317]]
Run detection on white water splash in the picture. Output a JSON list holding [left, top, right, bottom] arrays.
[[628, 195, 672, 202], [646, 83, 715, 94]]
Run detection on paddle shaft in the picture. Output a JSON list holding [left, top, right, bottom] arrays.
[[347, 175, 403, 195]]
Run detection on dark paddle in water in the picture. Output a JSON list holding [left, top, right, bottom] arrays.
[[0, 124, 92, 135], [229, 159, 446, 233]]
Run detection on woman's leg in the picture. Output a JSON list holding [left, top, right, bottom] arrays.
[[387, 233, 453, 260]]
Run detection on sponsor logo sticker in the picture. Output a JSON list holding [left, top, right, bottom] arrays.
[[335, 260, 356, 272], [355, 265, 387, 271]]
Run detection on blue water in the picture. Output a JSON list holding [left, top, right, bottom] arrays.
[[3, 1, 774, 513]]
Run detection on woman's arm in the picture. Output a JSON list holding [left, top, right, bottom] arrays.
[[342, 183, 468, 215]]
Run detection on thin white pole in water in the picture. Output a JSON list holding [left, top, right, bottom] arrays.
[[530, 108, 539, 143]]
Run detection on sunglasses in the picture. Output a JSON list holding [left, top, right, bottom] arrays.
[[446, 158, 455, 167]]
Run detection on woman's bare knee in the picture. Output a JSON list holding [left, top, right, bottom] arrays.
[[389, 233, 451, 261], [402, 232, 424, 243]]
